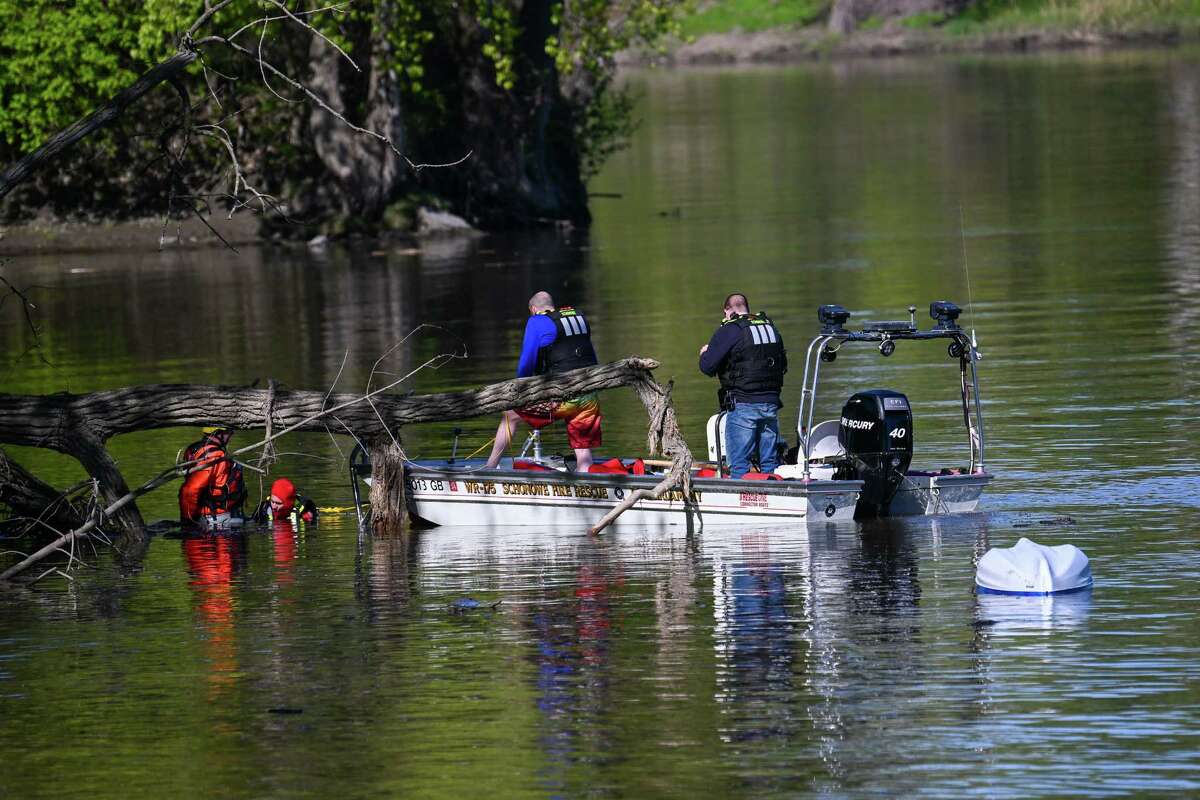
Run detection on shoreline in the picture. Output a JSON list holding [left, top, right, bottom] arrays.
[[620, 24, 1196, 67], [0, 215, 263, 258]]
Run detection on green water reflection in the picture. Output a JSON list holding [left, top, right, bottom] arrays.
[[3, 49, 1200, 797]]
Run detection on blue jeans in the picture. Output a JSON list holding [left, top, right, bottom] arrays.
[[724, 402, 781, 478]]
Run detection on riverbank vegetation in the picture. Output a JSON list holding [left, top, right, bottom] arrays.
[[2, 1, 1197, 238], [0, 0, 683, 236]]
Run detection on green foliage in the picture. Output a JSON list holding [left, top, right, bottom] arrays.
[[577, 85, 638, 181], [0, 0, 203, 152], [899, 11, 950, 29], [383, 0, 437, 95], [548, 0, 686, 77], [677, 0, 827, 37], [133, 0, 203, 62], [1, 1, 131, 151], [945, 0, 1200, 33], [471, 0, 521, 90], [0, 0, 688, 227]]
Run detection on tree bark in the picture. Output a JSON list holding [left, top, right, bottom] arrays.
[[0, 50, 197, 201], [828, 0, 859, 34], [72, 434, 142, 530], [0, 359, 660, 447], [306, 1, 405, 221], [368, 437, 407, 533]]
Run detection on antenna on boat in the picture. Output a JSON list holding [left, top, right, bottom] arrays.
[[958, 200, 982, 362], [958, 201, 977, 330]]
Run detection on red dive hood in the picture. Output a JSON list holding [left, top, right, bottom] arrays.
[[271, 478, 297, 512]]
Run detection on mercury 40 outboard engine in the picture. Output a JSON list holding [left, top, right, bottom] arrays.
[[838, 389, 913, 517]]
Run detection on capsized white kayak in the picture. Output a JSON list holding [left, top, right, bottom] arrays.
[[976, 537, 1093, 595]]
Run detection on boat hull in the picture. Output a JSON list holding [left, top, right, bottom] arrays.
[[402, 462, 862, 531], [889, 472, 993, 516]]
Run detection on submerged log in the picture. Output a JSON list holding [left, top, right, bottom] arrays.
[[0, 357, 665, 535]]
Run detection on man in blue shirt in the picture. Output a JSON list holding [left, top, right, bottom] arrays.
[[484, 291, 602, 471], [699, 293, 787, 478]]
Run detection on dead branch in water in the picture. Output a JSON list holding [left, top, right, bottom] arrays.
[[588, 377, 693, 535]]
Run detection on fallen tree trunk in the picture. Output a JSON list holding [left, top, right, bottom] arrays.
[[0, 447, 85, 533], [0, 357, 666, 534], [0, 358, 660, 445]]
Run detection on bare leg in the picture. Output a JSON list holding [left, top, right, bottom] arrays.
[[574, 448, 593, 473], [484, 410, 522, 469]]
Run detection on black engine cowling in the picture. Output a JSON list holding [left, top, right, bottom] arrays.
[[838, 389, 913, 517]]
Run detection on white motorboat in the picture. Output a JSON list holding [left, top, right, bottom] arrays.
[[349, 300, 992, 529]]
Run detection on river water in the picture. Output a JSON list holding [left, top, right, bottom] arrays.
[[3, 49, 1199, 797]]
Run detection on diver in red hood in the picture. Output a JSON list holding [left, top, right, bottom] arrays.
[[251, 477, 319, 524]]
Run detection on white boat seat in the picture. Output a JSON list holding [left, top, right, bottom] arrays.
[[807, 419, 845, 463]]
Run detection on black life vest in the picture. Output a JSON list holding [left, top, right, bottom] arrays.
[[536, 307, 599, 374], [717, 312, 787, 399]]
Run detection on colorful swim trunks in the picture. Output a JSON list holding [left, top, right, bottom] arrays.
[[515, 392, 603, 449]]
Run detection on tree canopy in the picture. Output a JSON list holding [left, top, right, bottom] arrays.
[[0, 0, 685, 232]]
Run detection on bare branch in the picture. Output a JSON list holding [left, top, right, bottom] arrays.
[[186, 0, 239, 40], [405, 150, 475, 173], [226, 2, 359, 72], [0, 275, 52, 367]]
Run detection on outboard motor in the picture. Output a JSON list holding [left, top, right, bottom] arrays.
[[838, 389, 913, 517]]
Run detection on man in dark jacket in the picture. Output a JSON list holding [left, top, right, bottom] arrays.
[[698, 293, 787, 478]]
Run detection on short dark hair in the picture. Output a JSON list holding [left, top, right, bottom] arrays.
[[723, 293, 749, 314]]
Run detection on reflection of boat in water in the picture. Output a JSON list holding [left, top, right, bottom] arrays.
[[350, 301, 991, 530]]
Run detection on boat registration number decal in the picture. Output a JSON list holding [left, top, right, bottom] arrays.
[[407, 478, 451, 492], [739, 492, 767, 507]]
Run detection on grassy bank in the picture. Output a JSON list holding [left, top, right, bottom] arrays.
[[945, 0, 1200, 34], [679, 0, 1200, 40], [681, 0, 826, 37]]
